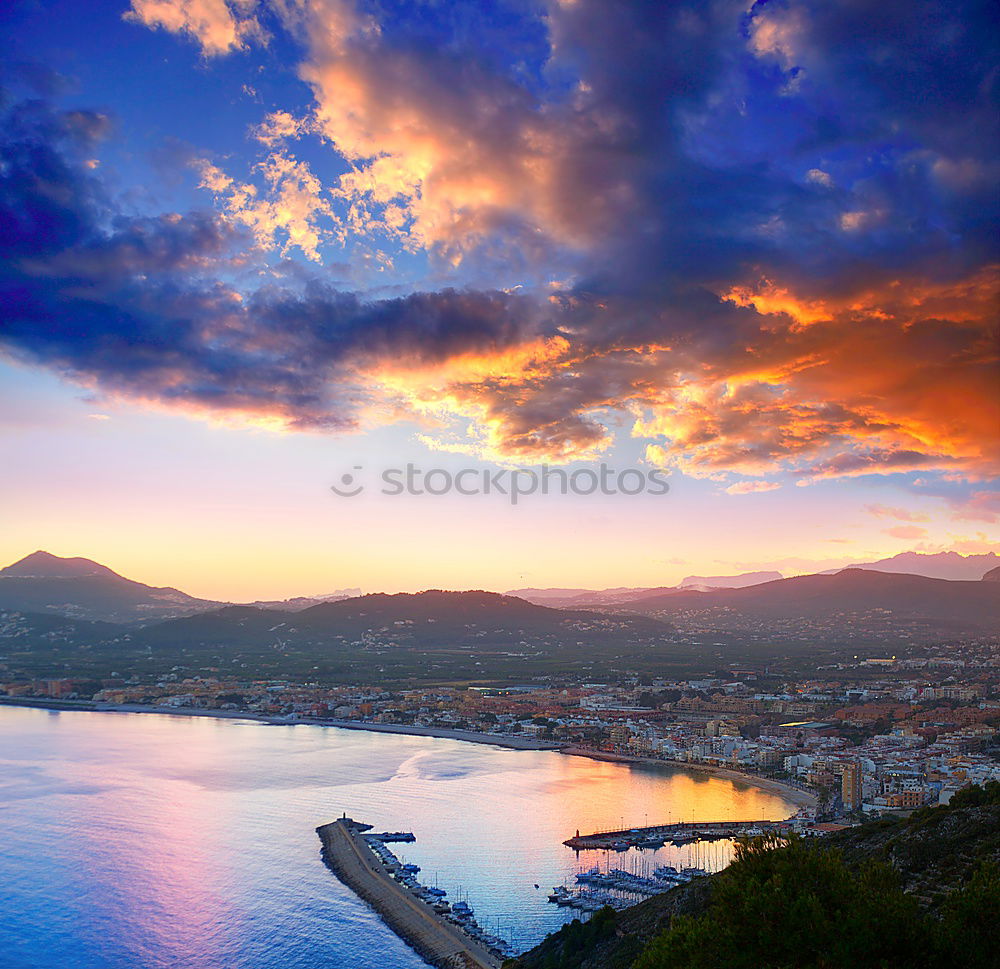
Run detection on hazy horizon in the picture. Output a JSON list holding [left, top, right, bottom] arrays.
[[1, 545, 997, 603]]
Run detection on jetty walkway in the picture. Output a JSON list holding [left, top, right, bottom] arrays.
[[316, 818, 500, 969]]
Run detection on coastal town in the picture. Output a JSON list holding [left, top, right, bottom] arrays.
[[6, 634, 999, 824]]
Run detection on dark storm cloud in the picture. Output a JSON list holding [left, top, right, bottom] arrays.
[[547, 0, 1000, 302], [0, 92, 537, 429]]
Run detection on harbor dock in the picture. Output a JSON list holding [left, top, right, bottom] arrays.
[[564, 818, 788, 850], [316, 818, 501, 969]]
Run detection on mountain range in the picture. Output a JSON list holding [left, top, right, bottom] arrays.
[[819, 550, 1000, 581], [1, 550, 997, 686], [0, 551, 996, 668], [131, 589, 669, 654], [509, 552, 1000, 607]]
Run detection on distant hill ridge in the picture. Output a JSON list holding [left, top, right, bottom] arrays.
[[301, 589, 564, 619], [506, 572, 784, 606], [619, 568, 999, 632], [129, 586, 671, 656], [678, 571, 783, 590]]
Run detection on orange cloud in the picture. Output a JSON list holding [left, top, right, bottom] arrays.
[[642, 267, 1000, 481], [723, 280, 833, 327], [125, 0, 262, 56], [748, 5, 808, 70], [725, 480, 781, 495], [196, 153, 334, 261], [950, 491, 1000, 524], [269, 0, 645, 269], [865, 504, 930, 522], [883, 525, 929, 539], [330, 264, 999, 479], [356, 335, 616, 463]]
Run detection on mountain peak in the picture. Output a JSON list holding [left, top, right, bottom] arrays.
[[0, 551, 221, 622], [825, 550, 999, 581], [0, 550, 121, 579]]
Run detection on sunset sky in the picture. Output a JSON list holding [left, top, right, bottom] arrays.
[[1, 0, 997, 600]]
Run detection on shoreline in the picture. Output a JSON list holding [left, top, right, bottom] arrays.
[[0, 696, 815, 808], [0, 697, 559, 750], [560, 746, 818, 810]]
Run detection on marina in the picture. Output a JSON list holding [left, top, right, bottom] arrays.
[[547, 837, 730, 913]]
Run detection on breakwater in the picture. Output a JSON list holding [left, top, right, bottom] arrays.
[[316, 818, 501, 969], [564, 818, 788, 850]]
